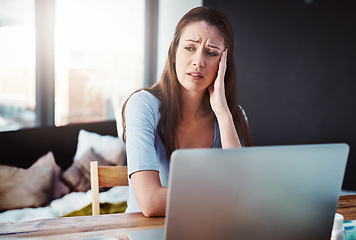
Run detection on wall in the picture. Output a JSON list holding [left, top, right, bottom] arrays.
[[204, 0, 356, 190]]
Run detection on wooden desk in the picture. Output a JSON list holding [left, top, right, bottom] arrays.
[[1, 195, 355, 240], [337, 195, 356, 221], [0, 212, 164, 240]]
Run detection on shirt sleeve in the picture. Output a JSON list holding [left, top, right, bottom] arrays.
[[124, 91, 160, 177]]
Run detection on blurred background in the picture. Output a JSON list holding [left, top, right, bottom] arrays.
[[0, 0, 146, 130], [0, 0, 355, 190]]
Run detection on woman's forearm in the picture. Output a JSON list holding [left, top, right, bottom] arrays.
[[216, 111, 242, 149], [131, 171, 167, 217], [139, 186, 167, 217]]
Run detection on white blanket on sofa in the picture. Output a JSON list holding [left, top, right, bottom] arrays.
[[0, 186, 129, 223]]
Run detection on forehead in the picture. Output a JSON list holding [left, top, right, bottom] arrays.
[[180, 21, 225, 47]]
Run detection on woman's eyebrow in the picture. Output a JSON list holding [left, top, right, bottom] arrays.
[[185, 39, 199, 43], [185, 39, 223, 51], [208, 44, 222, 50]]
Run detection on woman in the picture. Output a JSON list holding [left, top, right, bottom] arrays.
[[121, 6, 253, 217]]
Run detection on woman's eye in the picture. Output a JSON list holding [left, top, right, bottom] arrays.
[[185, 46, 194, 51], [207, 51, 218, 56]]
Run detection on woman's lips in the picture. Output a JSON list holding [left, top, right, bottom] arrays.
[[187, 72, 204, 80]]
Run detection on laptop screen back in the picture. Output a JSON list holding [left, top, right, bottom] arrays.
[[165, 144, 349, 240]]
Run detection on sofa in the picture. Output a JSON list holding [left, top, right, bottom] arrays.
[[0, 120, 129, 222]]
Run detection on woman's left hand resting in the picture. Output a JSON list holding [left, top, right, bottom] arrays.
[[208, 48, 242, 149], [208, 48, 230, 118]]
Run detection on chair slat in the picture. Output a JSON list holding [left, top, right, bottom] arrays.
[[90, 161, 100, 216], [98, 166, 128, 187], [90, 162, 128, 216]]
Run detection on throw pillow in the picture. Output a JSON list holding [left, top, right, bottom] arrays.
[[31, 152, 70, 200], [0, 165, 54, 211], [73, 130, 126, 166], [62, 148, 114, 192]]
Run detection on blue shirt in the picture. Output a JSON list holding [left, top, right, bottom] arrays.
[[124, 90, 222, 213]]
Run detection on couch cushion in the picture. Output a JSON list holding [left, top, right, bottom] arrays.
[[31, 152, 70, 200], [0, 164, 53, 211], [74, 129, 126, 166], [62, 148, 114, 192]]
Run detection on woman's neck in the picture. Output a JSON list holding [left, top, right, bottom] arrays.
[[181, 89, 211, 121]]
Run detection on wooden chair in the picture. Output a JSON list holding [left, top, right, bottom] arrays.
[[90, 161, 128, 215]]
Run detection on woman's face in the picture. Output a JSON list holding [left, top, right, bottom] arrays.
[[175, 21, 225, 95]]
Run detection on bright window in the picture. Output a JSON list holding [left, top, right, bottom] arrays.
[[0, 0, 145, 131], [0, 0, 36, 131], [54, 0, 145, 126]]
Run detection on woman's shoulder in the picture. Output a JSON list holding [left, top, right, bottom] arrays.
[[126, 90, 160, 114], [130, 89, 158, 101]]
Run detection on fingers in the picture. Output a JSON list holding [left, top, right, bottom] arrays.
[[220, 48, 227, 67], [210, 48, 227, 96], [217, 48, 228, 80], [209, 48, 230, 116]]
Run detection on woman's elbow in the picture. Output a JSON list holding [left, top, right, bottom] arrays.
[[142, 208, 160, 218], [138, 194, 166, 217], [140, 200, 165, 217]]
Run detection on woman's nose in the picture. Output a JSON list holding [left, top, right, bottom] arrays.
[[192, 51, 204, 68]]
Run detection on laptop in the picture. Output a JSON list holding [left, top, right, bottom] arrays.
[[128, 143, 349, 240]]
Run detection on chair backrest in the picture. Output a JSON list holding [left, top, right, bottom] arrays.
[[90, 161, 128, 215]]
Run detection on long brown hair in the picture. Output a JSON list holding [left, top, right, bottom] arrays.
[[122, 6, 253, 157]]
